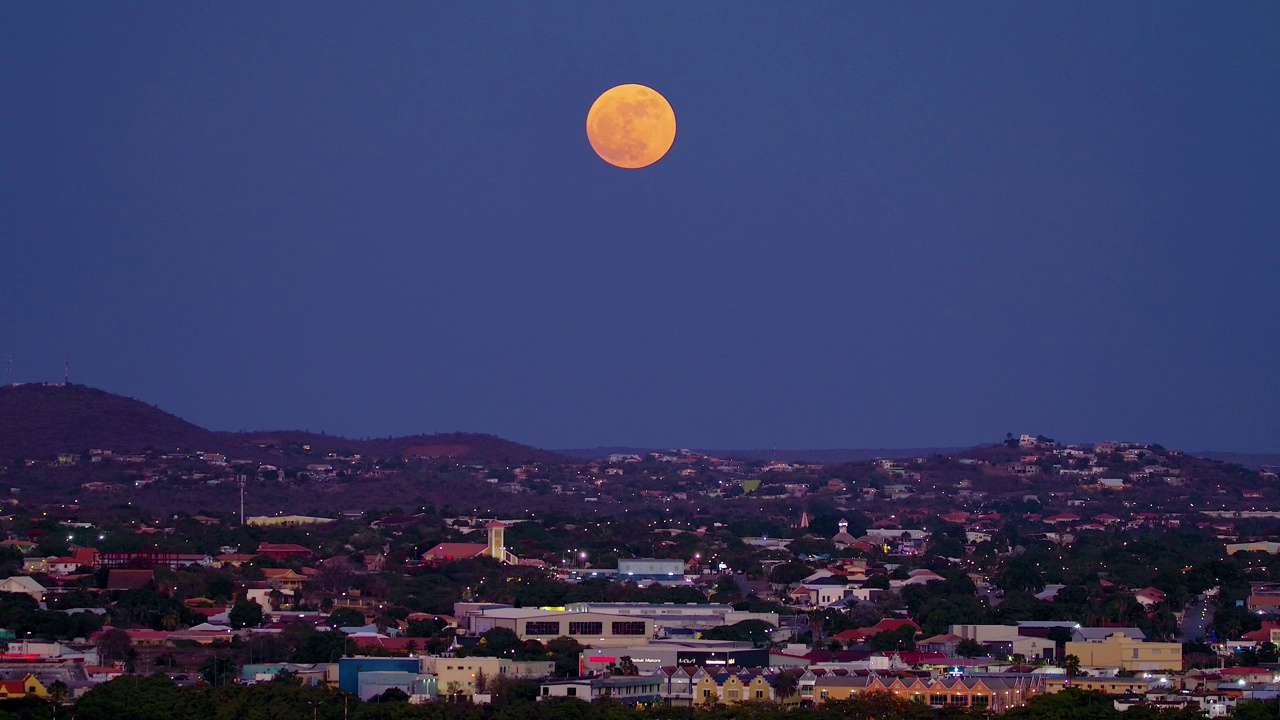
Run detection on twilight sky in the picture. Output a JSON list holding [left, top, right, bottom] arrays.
[[3, 3, 1278, 452]]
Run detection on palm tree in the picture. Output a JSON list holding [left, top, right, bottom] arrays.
[[772, 670, 800, 702], [1061, 654, 1081, 681]]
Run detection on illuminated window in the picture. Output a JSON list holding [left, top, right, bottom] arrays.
[[569, 622, 603, 636], [611, 622, 647, 636], [930, 695, 947, 706]]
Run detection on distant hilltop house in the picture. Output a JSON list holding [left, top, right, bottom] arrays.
[[257, 542, 313, 560]]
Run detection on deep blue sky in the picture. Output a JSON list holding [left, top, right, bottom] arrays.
[[3, 3, 1278, 452]]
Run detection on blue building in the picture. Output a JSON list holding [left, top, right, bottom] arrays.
[[338, 657, 423, 695]]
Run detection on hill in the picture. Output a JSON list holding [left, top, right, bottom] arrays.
[[0, 384, 222, 461], [0, 384, 564, 465]]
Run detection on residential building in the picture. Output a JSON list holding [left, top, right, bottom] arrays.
[[0, 576, 45, 603], [813, 673, 1044, 713]]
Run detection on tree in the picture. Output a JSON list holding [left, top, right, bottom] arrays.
[[47, 679, 69, 708], [94, 628, 132, 664], [955, 638, 986, 658], [866, 625, 917, 652], [199, 653, 235, 686], [616, 656, 639, 676], [700, 619, 775, 645], [1233, 699, 1280, 720], [327, 607, 366, 628], [475, 627, 521, 657], [546, 636, 583, 677], [772, 669, 800, 701], [1060, 654, 1081, 680], [375, 687, 409, 703], [229, 597, 265, 629], [995, 557, 1045, 593]]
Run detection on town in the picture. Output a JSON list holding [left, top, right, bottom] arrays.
[[1, 391, 1279, 719]]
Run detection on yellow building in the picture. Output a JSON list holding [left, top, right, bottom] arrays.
[[0, 675, 47, 700], [813, 674, 1044, 714], [423, 657, 554, 698], [245, 515, 335, 527], [695, 671, 802, 706], [1064, 634, 1182, 672]]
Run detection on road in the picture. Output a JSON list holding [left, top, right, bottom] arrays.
[[1181, 595, 1215, 642]]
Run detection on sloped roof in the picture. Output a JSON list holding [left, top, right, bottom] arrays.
[[421, 543, 487, 559]]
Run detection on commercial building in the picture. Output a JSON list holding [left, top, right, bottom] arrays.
[[616, 558, 685, 583], [539, 676, 664, 704], [562, 603, 777, 638], [1064, 633, 1182, 672], [421, 656, 553, 698], [337, 657, 423, 696], [470, 608, 654, 647], [581, 640, 769, 675]]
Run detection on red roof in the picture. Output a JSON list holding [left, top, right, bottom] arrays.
[[422, 543, 487, 560], [257, 543, 312, 554], [348, 636, 419, 652]]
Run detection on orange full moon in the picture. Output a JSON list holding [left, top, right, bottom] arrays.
[[586, 84, 676, 169]]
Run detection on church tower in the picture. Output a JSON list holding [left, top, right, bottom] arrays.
[[485, 521, 507, 562]]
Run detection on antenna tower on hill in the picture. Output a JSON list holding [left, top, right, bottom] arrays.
[[238, 475, 247, 527], [63, 357, 69, 385], [4, 356, 11, 379]]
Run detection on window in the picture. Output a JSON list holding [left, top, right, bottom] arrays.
[[930, 695, 947, 706], [1132, 649, 1139, 659], [567, 687, 576, 697], [951, 695, 966, 705], [756, 690, 765, 699], [569, 621, 603, 636], [542, 688, 549, 696], [820, 691, 829, 700], [972, 696, 989, 709], [611, 621, 647, 636], [703, 690, 711, 698], [526, 621, 561, 636], [728, 690, 739, 700]]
